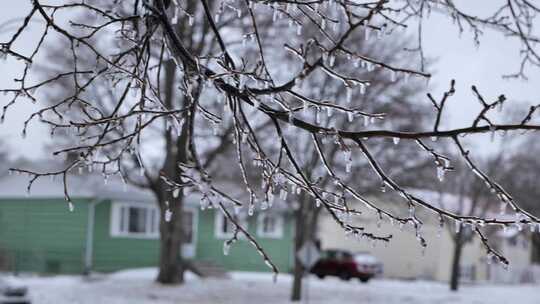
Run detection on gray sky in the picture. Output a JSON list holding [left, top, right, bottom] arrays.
[[0, 1, 539, 159]]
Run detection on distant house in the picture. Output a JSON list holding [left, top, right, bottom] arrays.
[[318, 190, 533, 284], [0, 169, 295, 274]]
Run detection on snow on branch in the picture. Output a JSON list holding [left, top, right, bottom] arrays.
[[3, 0, 540, 275]]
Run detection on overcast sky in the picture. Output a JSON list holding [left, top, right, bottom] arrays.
[[1, 1, 539, 160]]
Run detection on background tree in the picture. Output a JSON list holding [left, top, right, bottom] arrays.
[[31, 0, 246, 284], [1, 0, 540, 284], [0, 141, 7, 173], [35, 0, 296, 284], [284, 31, 433, 300], [499, 137, 540, 264], [435, 152, 507, 291]]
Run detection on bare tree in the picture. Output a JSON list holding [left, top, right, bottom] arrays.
[[498, 137, 540, 264], [436, 154, 504, 291], [285, 30, 432, 300], [2, 0, 540, 284], [29, 0, 244, 284]]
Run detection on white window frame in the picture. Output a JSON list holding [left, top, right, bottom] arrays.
[[110, 201, 160, 239], [257, 213, 284, 239], [214, 212, 248, 239]]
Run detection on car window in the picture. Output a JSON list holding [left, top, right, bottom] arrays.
[[333, 250, 352, 260], [325, 250, 337, 259], [354, 254, 378, 264]]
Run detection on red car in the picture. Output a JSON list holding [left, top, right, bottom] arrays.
[[310, 249, 382, 283]]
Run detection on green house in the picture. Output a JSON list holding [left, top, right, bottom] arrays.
[[0, 171, 295, 274]]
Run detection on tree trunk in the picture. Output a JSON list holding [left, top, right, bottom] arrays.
[[156, 190, 185, 284], [155, 58, 187, 284], [291, 157, 321, 302], [291, 212, 305, 301], [291, 200, 306, 302], [450, 233, 464, 291], [531, 233, 540, 264]]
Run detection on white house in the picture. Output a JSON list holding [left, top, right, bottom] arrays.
[[318, 190, 534, 283]]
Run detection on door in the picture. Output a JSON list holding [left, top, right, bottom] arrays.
[[181, 208, 197, 258]]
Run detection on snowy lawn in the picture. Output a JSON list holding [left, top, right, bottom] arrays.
[[6, 268, 539, 304]]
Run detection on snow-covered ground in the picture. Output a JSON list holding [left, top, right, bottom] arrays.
[[4, 268, 539, 304]]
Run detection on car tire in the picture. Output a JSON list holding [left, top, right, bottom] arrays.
[[339, 272, 351, 281], [315, 273, 325, 279], [359, 277, 370, 283]]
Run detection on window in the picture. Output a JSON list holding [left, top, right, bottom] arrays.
[[215, 212, 248, 239], [257, 213, 283, 238], [338, 251, 353, 260], [111, 202, 160, 238]]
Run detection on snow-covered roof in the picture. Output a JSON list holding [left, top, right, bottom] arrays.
[[408, 188, 528, 238], [0, 159, 294, 212], [0, 172, 212, 208], [408, 188, 474, 214], [0, 158, 159, 203], [496, 226, 521, 238], [0, 171, 154, 201]]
